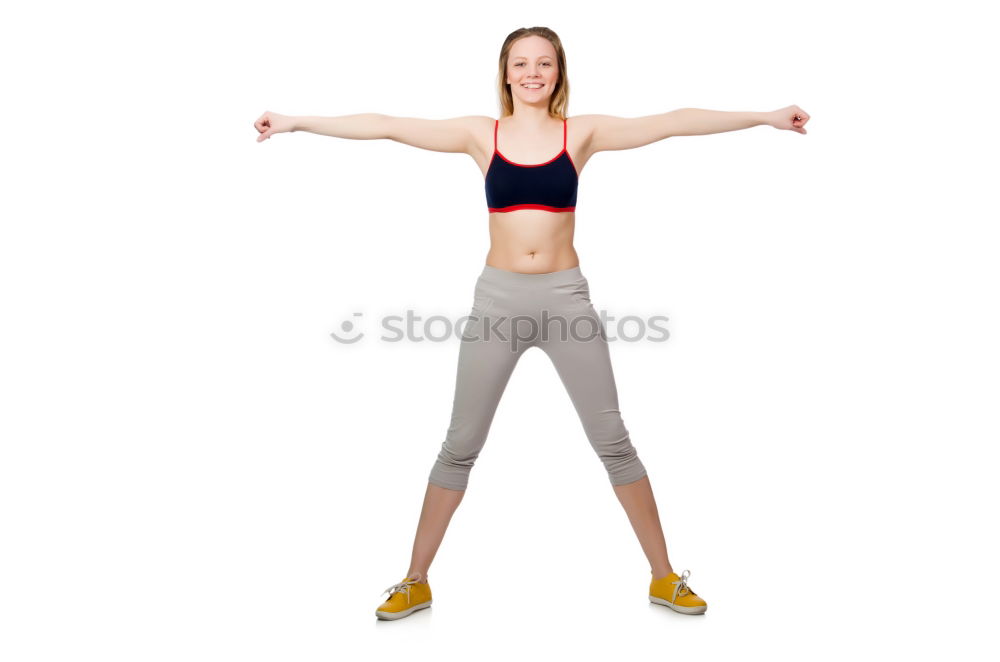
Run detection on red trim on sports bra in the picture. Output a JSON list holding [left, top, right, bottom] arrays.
[[560, 118, 578, 174], [488, 203, 576, 213], [492, 118, 569, 167]]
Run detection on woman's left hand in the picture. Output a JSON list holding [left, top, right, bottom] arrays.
[[768, 105, 810, 134]]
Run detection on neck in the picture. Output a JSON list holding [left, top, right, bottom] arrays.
[[508, 103, 557, 127]]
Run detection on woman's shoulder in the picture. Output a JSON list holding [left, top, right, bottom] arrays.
[[565, 114, 601, 127]]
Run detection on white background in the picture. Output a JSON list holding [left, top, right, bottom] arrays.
[[2, 0, 998, 659]]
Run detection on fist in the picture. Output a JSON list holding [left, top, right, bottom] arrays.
[[254, 111, 296, 142], [770, 105, 810, 134]]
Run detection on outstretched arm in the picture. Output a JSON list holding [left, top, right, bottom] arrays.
[[582, 105, 809, 153], [254, 111, 485, 155]]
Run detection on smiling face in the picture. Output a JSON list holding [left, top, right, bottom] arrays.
[[505, 35, 559, 104]]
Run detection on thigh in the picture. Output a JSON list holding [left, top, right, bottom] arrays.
[[446, 296, 528, 437], [538, 306, 623, 424]]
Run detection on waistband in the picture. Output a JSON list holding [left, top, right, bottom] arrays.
[[478, 263, 585, 287]]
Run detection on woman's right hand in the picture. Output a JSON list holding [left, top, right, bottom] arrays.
[[254, 111, 296, 142]]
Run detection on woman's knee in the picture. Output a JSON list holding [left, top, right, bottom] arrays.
[[428, 439, 481, 491], [582, 415, 647, 483]]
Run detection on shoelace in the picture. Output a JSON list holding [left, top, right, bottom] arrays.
[[382, 577, 420, 605], [671, 569, 694, 603]]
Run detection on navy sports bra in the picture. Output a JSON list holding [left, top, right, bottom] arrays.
[[484, 118, 578, 213]]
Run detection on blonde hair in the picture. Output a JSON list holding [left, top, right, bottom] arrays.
[[496, 27, 570, 119]]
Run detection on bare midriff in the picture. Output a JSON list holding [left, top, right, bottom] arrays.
[[485, 209, 579, 274]]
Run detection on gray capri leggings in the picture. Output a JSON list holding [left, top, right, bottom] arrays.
[[428, 264, 648, 491]]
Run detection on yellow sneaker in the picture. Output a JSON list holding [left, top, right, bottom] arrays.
[[649, 569, 708, 614], [375, 574, 433, 620]]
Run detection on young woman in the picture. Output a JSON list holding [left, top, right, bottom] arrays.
[[254, 26, 809, 621]]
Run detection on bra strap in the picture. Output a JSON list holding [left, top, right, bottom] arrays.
[[562, 118, 567, 150], [494, 119, 499, 152]]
